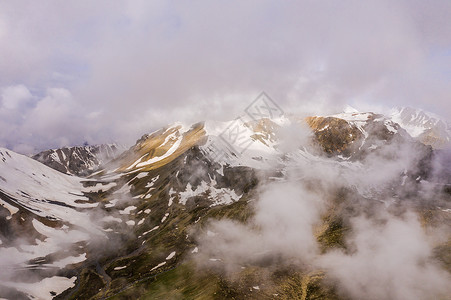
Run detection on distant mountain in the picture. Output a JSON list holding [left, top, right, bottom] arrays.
[[32, 144, 126, 176], [306, 111, 412, 158], [390, 107, 450, 149]]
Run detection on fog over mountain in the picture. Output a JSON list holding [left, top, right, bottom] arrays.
[[0, 107, 450, 299]]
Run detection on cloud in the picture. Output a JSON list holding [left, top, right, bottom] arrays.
[[0, 85, 32, 110], [195, 132, 451, 299], [0, 86, 99, 153], [319, 213, 451, 300], [0, 0, 451, 151], [195, 182, 324, 274], [196, 177, 451, 299]]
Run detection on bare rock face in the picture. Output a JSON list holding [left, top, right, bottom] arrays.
[[306, 116, 363, 155], [32, 144, 124, 176], [305, 112, 412, 159]]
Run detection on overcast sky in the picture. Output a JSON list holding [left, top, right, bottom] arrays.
[[0, 0, 450, 153]]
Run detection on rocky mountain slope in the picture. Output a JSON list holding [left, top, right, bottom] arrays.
[[0, 108, 450, 299], [32, 144, 125, 176]]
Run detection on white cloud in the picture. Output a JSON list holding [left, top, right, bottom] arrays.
[[320, 214, 451, 300], [0, 86, 98, 153], [1, 84, 32, 110]]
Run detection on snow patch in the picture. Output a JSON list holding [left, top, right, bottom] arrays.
[[150, 261, 166, 271], [135, 172, 149, 179], [83, 182, 116, 193], [105, 199, 119, 208], [161, 213, 169, 223], [166, 251, 176, 260], [3, 276, 76, 300], [119, 206, 137, 215], [51, 253, 86, 268], [143, 226, 159, 235], [101, 216, 122, 223], [0, 199, 19, 215]]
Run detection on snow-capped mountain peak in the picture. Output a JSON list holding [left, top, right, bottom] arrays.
[[390, 107, 450, 148]]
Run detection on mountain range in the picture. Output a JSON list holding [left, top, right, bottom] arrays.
[[32, 144, 125, 176], [0, 107, 450, 300]]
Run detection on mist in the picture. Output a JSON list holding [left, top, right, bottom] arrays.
[[195, 130, 451, 300]]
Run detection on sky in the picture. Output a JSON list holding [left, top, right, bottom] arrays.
[[0, 0, 451, 153]]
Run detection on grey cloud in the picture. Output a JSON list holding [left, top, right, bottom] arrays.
[[0, 0, 451, 152]]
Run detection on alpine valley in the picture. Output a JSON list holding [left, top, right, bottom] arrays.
[[0, 107, 450, 300]]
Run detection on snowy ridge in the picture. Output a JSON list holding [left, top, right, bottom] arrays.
[[390, 107, 446, 137], [202, 118, 286, 169], [170, 179, 241, 207], [120, 122, 204, 172], [390, 107, 450, 148], [0, 148, 98, 222], [33, 143, 125, 176], [0, 148, 104, 299]]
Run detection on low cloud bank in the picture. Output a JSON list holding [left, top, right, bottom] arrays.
[[196, 136, 451, 299]]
